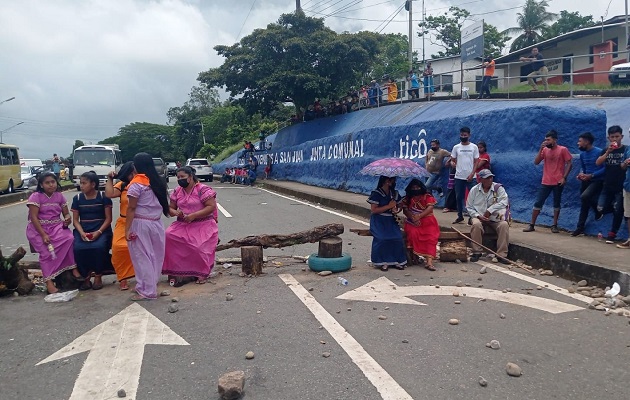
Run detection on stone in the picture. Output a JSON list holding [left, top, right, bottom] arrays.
[[456, 280, 464, 287], [454, 301, 461, 304], [226, 293, 234, 301], [378, 315, 388, 320], [384, 306, 390, 310], [452, 290, 460, 297], [320, 340, 326, 344], [347, 308, 352, 311], [245, 351, 255, 360], [448, 318, 459, 325], [595, 305, 606, 311], [478, 376, 488, 387], [435, 285, 440, 288], [308, 287, 314, 292], [577, 280, 588, 287], [506, 288, 512, 292], [373, 307, 378, 310], [485, 343, 491, 348], [218, 370, 245, 400], [160, 290, 170, 297], [167, 304, 179, 313], [402, 339, 409, 343], [567, 287, 576, 293], [477, 277, 483, 281], [500, 313, 506, 319], [506, 362, 522, 377], [322, 352, 331, 358], [318, 271, 333, 276], [171, 297, 179, 303], [541, 270, 554, 276], [536, 286, 543, 290], [479, 266, 487, 274], [461, 267, 468, 272], [491, 257, 498, 263], [117, 389, 126, 398], [579, 290, 591, 297], [490, 340, 501, 350]]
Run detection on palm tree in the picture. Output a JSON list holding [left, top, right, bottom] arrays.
[[503, 0, 557, 52]]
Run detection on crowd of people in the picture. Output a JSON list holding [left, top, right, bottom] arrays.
[[366, 125, 630, 272], [220, 154, 273, 185], [26, 152, 219, 298]]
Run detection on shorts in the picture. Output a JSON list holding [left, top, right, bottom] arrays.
[[624, 190, 630, 218]]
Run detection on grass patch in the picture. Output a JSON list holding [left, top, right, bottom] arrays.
[[213, 143, 245, 164]]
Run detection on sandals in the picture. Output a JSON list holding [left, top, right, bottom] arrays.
[[196, 279, 207, 285], [119, 280, 129, 291], [425, 265, 437, 271], [79, 281, 92, 291], [92, 282, 103, 290], [130, 294, 152, 301], [380, 265, 389, 271]]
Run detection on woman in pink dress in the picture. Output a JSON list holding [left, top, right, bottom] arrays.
[[26, 172, 84, 293], [402, 179, 440, 271], [162, 166, 219, 286], [125, 153, 169, 301]]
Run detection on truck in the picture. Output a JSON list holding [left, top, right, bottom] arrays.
[[72, 144, 123, 189]]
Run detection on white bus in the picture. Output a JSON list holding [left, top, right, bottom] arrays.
[[72, 144, 123, 189]]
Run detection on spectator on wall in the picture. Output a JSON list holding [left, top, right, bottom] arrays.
[[407, 69, 420, 99], [479, 55, 495, 99], [386, 78, 398, 103], [422, 62, 434, 99], [519, 47, 548, 92]]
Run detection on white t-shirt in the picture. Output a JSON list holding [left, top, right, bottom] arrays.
[[451, 143, 479, 180]]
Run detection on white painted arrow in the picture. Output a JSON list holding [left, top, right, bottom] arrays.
[[336, 277, 583, 314], [37, 303, 189, 400]]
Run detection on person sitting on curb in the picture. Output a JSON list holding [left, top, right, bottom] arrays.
[[466, 169, 510, 264], [617, 147, 630, 249]]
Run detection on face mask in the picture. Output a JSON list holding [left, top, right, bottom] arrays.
[[177, 178, 189, 188], [545, 143, 553, 148], [431, 147, 439, 152], [460, 136, 469, 143], [407, 189, 423, 197]]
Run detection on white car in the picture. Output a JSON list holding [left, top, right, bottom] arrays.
[[609, 62, 630, 85], [186, 158, 213, 182]]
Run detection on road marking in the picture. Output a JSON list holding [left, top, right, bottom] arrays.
[[260, 188, 369, 226], [37, 303, 188, 400], [216, 202, 232, 218], [476, 260, 594, 304], [337, 277, 583, 314], [279, 274, 413, 400]]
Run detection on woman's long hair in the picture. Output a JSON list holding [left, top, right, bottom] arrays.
[[132, 153, 169, 216], [117, 161, 135, 191], [81, 171, 99, 191], [376, 175, 395, 191], [36, 172, 61, 193]]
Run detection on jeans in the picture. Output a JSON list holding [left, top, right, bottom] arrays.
[[597, 188, 624, 234], [454, 178, 474, 218], [533, 184, 564, 210], [425, 171, 444, 195], [480, 76, 491, 98], [577, 180, 603, 229]]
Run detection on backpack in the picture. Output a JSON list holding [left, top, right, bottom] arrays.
[[492, 183, 512, 226]]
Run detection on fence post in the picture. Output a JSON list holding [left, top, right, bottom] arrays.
[[507, 67, 510, 100], [569, 57, 574, 98]]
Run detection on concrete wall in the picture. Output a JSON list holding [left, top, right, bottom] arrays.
[[216, 99, 630, 239]]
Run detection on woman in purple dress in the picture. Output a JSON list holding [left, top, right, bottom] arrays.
[[125, 153, 169, 301], [162, 167, 218, 286], [26, 172, 83, 293]]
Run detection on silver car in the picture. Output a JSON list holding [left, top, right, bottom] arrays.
[[186, 158, 213, 182]]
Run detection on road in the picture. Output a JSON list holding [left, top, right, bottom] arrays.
[[0, 181, 628, 400]]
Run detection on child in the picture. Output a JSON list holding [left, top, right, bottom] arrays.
[[26, 172, 83, 293], [125, 153, 169, 300], [72, 171, 114, 290]]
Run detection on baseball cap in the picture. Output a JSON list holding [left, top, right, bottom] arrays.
[[478, 169, 494, 179]]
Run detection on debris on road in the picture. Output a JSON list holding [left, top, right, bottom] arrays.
[[160, 290, 170, 297], [226, 293, 234, 301], [448, 318, 459, 325], [500, 313, 506, 319], [167, 304, 179, 313], [577, 280, 588, 287], [322, 352, 331, 358], [506, 362, 522, 377], [218, 370, 245, 400], [245, 351, 255, 360], [378, 315, 388, 320], [171, 297, 179, 303], [117, 388, 126, 398], [478, 376, 488, 387], [479, 266, 487, 274], [318, 271, 333, 276], [489, 340, 501, 350]]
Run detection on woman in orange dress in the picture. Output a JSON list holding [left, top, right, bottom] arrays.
[[402, 179, 440, 271], [104, 161, 136, 290]]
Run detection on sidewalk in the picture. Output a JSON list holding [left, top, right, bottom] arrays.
[[258, 179, 630, 295]]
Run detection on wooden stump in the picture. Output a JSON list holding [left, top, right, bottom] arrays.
[[0, 246, 35, 295], [438, 232, 468, 262], [318, 236, 342, 258], [241, 246, 263, 276]]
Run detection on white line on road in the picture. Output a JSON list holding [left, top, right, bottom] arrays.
[[279, 274, 413, 400], [259, 188, 369, 226], [216, 202, 232, 218], [476, 260, 594, 304]]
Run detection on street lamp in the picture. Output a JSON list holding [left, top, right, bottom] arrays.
[[0, 97, 15, 105], [0, 121, 24, 143]]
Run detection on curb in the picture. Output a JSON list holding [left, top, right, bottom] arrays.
[[259, 180, 629, 295]]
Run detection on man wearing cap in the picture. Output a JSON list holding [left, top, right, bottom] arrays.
[[466, 169, 510, 264]]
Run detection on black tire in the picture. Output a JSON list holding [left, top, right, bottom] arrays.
[[209, 175, 213, 182], [307, 253, 352, 273]]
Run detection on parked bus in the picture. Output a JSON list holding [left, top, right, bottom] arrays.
[[72, 144, 123, 189], [0, 144, 22, 193]]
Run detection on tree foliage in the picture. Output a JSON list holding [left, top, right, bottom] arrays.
[[503, 0, 557, 52], [541, 10, 594, 40], [418, 7, 510, 59], [99, 122, 178, 162]]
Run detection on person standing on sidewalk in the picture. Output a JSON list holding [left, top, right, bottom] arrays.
[[616, 146, 630, 249], [424, 139, 450, 198], [571, 132, 605, 236], [523, 130, 573, 233], [596, 125, 626, 243], [519, 47, 548, 92], [450, 127, 479, 224], [479, 55, 495, 99]]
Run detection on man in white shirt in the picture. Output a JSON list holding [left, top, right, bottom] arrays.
[[466, 169, 510, 263], [451, 127, 479, 224]]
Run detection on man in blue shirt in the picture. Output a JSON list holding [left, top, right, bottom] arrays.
[[617, 145, 630, 249], [571, 132, 605, 236], [407, 69, 420, 99], [51, 153, 61, 179]]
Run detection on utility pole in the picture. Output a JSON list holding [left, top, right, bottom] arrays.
[[408, 0, 413, 70], [296, 0, 301, 12], [626, 0, 629, 61], [422, 0, 425, 64], [0, 121, 24, 143], [200, 121, 206, 146]]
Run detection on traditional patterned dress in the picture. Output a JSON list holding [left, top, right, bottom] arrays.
[[25, 191, 76, 281], [162, 183, 219, 279], [111, 181, 135, 281], [403, 194, 440, 258], [71, 191, 114, 277], [127, 175, 165, 299], [367, 188, 407, 268]]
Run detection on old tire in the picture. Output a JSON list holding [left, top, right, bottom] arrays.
[[308, 253, 352, 273]]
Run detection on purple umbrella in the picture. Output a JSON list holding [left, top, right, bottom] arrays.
[[359, 158, 430, 178]]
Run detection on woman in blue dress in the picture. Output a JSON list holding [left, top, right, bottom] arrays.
[[367, 176, 407, 271], [71, 171, 114, 290]]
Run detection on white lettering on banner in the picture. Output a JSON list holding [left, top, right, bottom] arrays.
[[310, 139, 364, 161], [397, 129, 428, 160]]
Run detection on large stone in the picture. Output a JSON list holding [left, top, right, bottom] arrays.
[[577, 280, 588, 287], [506, 362, 522, 377], [218, 370, 245, 400]]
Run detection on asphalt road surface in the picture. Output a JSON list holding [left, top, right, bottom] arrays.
[[0, 182, 628, 400]]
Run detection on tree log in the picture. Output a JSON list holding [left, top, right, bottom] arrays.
[[216, 223, 344, 251], [318, 236, 342, 258], [349, 228, 372, 236], [241, 246, 263, 276], [0, 246, 35, 295]]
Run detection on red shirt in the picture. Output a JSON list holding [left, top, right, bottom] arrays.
[[541, 145, 572, 185]]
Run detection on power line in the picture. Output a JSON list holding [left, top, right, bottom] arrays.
[[236, 0, 258, 41], [326, 0, 363, 18]]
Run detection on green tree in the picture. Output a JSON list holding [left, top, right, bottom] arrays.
[[418, 7, 509, 59], [503, 0, 557, 52], [364, 33, 413, 79], [99, 122, 178, 162], [199, 12, 382, 115], [541, 10, 594, 40], [69, 139, 85, 160]]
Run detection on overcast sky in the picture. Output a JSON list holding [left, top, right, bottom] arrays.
[[0, 0, 626, 159]]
